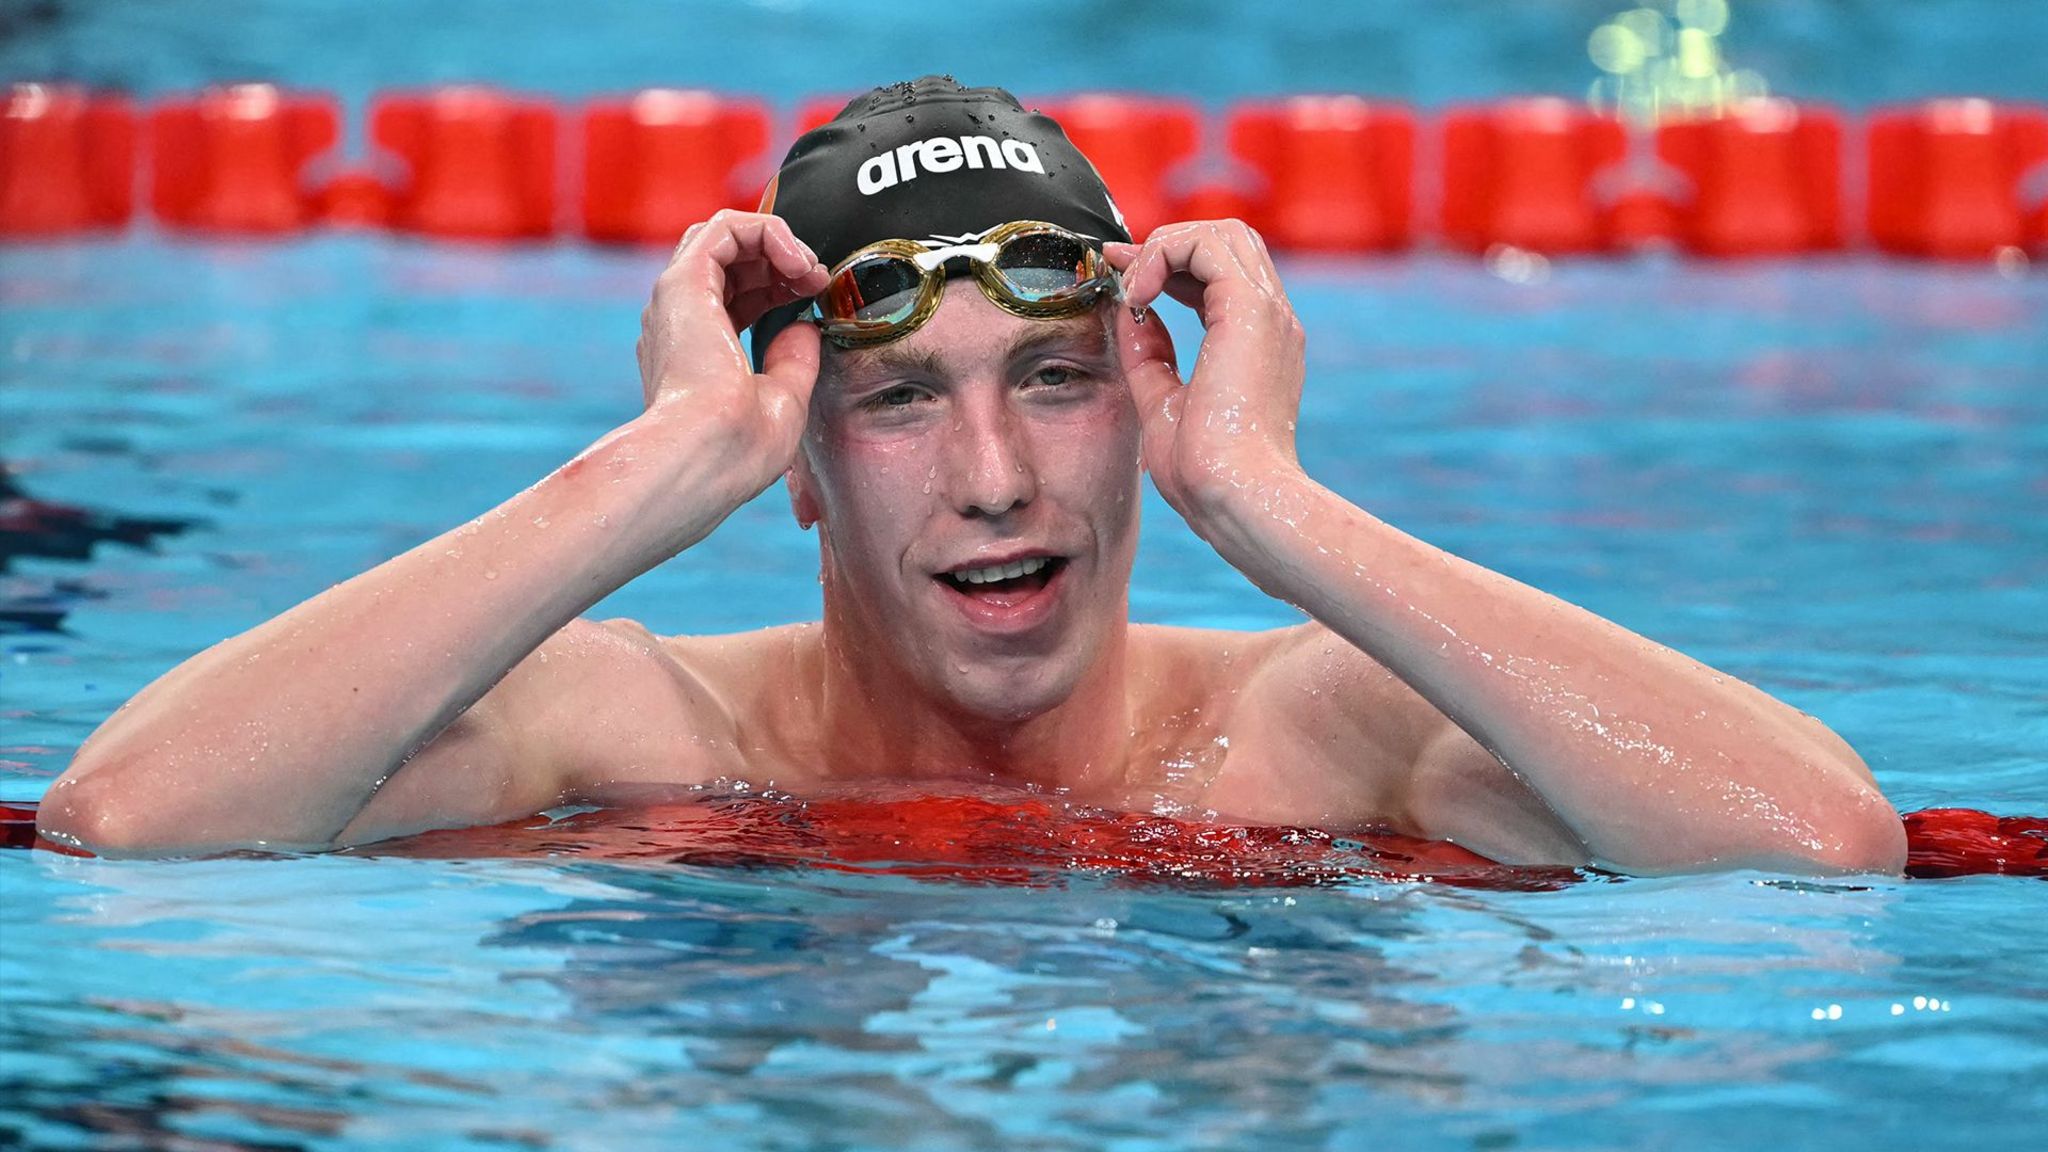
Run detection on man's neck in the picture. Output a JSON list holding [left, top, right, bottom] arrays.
[[810, 608, 1134, 799]]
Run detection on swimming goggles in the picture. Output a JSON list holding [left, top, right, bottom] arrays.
[[809, 219, 1120, 348]]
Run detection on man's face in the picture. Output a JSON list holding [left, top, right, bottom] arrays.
[[796, 281, 1142, 721]]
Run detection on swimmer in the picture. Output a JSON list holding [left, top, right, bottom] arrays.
[[38, 77, 1906, 874]]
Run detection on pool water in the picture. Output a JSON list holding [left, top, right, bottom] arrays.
[[4, 236, 2046, 1149]]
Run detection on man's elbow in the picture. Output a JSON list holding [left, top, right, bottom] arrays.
[[1811, 790, 1908, 876], [34, 760, 274, 858], [1757, 738, 1904, 876], [1617, 781, 1907, 878], [36, 764, 160, 856]]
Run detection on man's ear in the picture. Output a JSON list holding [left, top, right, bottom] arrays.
[[787, 442, 823, 530]]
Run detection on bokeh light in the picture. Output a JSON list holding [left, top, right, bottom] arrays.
[[1586, 0, 1769, 126]]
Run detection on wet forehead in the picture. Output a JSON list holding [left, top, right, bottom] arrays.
[[821, 303, 1116, 387]]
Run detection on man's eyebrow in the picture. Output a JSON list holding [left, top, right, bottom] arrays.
[[852, 343, 947, 382], [1003, 316, 1113, 366]]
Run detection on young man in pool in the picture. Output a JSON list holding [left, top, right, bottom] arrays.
[[38, 78, 1907, 875]]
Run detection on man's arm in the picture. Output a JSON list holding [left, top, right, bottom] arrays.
[[1107, 222, 1904, 876], [37, 212, 829, 856]]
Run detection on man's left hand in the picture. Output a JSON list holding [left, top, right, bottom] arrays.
[[1103, 220, 1307, 530]]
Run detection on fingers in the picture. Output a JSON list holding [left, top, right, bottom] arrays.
[[669, 221, 705, 261], [723, 256, 817, 331], [664, 209, 821, 284], [1112, 220, 1284, 328], [726, 280, 815, 332], [695, 211, 827, 285], [1102, 241, 1140, 269], [654, 210, 828, 332]]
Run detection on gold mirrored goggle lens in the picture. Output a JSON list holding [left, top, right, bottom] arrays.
[[987, 229, 1104, 305], [827, 252, 929, 326]]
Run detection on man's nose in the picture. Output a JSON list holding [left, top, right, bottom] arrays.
[[942, 391, 1038, 517]]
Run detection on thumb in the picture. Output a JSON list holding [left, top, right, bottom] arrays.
[[1117, 304, 1183, 426], [758, 320, 823, 418]]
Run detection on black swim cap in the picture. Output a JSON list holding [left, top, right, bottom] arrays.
[[748, 76, 1131, 370]]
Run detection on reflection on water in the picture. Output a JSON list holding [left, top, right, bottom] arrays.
[[0, 462, 197, 634], [3, 841, 1960, 1151]]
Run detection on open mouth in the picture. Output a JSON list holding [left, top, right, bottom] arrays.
[[936, 556, 1066, 601]]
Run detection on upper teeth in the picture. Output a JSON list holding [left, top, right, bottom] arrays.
[[951, 557, 1049, 584]]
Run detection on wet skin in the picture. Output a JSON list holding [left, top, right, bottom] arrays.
[[40, 212, 1907, 875]]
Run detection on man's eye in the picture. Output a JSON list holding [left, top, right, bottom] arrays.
[[862, 385, 925, 411], [1028, 366, 1080, 390]]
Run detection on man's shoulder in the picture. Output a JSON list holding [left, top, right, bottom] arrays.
[[644, 620, 819, 675], [1124, 622, 1306, 715], [633, 620, 821, 729], [1126, 620, 1414, 723], [539, 618, 818, 753], [1128, 621, 1298, 668], [512, 617, 810, 715]]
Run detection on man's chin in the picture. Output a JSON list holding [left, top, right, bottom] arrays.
[[932, 661, 1082, 725]]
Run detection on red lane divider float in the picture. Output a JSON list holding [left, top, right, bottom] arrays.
[[0, 83, 135, 237], [8, 84, 2048, 259], [4, 798, 2042, 882], [1899, 808, 2048, 879], [314, 168, 394, 229], [150, 84, 338, 234], [1036, 93, 1200, 241], [582, 89, 771, 245], [1442, 97, 1629, 255], [795, 94, 851, 136], [371, 87, 558, 240], [1224, 96, 1416, 252], [1869, 98, 2048, 259], [1659, 99, 1845, 257]]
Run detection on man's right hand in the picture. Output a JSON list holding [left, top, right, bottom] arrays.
[[635, 210, 829, 503]]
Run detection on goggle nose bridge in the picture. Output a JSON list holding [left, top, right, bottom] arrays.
[[911, 242, 1001, 271]]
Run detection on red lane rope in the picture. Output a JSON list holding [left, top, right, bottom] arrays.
[[8, 85, 2048, 258], [3, 799, 2041, 882], [1899, 807, 2048, 879]]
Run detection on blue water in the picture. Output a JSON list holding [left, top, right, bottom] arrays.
[[5, 234, 2046, 1150]]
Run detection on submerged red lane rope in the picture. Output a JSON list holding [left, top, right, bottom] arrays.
[[1, 799, 2040, 882], [1898, 807, 2048, 879]]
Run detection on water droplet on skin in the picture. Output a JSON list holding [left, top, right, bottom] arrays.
[[484, 569, 498, 580], [532, 516, 549, 529]]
